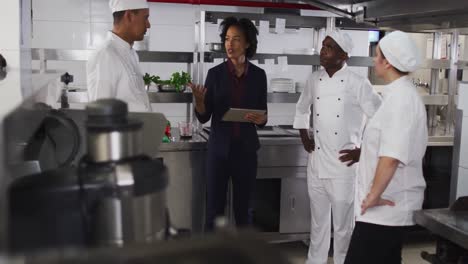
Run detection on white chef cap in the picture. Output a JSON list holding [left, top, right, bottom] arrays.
[[109, 0, 149, 13], [379, 31, 421, 72], [326, 29, 354, 54]]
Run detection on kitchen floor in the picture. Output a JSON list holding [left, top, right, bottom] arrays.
[[276, 234, 435, 264]]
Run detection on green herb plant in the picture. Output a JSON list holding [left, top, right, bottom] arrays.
[[170, 71, 191, 92], [143, 73, 153, 86], [143, 71, 191, 92]]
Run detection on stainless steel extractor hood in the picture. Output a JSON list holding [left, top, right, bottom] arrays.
[[293, 0, 468, 32], [245, 0, 468, 32]]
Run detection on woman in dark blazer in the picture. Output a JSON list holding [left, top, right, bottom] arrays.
[[190, 17, 268, 231]]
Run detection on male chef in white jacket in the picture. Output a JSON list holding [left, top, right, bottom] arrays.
[[87, 0, 151, 112], [294, 30, 382, 264]]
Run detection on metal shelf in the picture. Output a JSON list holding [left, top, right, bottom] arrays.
[[456, 60, 468, 70], [428, 135, 454, 146], [205, 52, 320, 66], [268, 93, 448, 105], [144, 92, 449, 105], [205, 11, 377, 31], [31, 49, 194, 63], [138, 51, 194, 63], [149, 92, 297, 104], [205, 52, 450, 69], [205, 11, 327, 29], [428, 126, 454, 146], [148, 92, 193, 103], [32, 49, 450, 70], [422, 94, 449, 105], [421, 59, 451, 69], [32, 49, 91, 61]]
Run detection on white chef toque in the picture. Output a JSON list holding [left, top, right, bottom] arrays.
[[109, 0, 149, 13]]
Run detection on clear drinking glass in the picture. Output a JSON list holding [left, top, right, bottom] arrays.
[[178, 121, 193, 138]]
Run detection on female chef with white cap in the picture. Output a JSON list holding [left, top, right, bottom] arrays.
[[344, 31, 428, 264]]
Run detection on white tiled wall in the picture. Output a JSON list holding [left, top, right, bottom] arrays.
[[0, 0, 32, 117], [31, 0, 371, 125]]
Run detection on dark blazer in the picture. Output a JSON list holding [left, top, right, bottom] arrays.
[[196, 61, 268, 158]]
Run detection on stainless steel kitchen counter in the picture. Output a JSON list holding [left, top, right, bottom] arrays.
[[414, 208, 468, 250], [159, 125, 449, 150], [159, 130, 208, 152], [156, 130, 207, 234], [157, 126, 308, 236], [159, 126, 304, 152]]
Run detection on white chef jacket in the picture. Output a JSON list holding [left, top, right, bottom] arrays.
[[356, 76, 427, 226], [294, 64, 382, 179], [87, 32, 152, 112]]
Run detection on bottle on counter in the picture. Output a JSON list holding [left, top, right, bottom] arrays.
[[162, 121, 171, 143]]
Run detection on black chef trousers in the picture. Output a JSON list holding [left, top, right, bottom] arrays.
[[205, 141, 257, 231], [344, 221, 406, 264]]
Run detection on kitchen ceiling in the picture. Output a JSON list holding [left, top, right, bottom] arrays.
[[311, 0, 468, 31], [239, 0, 468, 32]]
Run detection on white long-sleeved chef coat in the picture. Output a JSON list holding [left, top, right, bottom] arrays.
[[356, 76, 428, 226], [87, 32, 151, 112], [294, 64, 382, 179]]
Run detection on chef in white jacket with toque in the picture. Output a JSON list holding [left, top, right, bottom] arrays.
[[294, 30, 382, 264], [87, 0, 151, 112], [344, 31, 428, 264]]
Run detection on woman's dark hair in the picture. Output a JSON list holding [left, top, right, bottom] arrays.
[[219, 17, 259, 59]]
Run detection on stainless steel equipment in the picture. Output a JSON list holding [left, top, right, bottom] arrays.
[[450, 82, 468, 204], [8, 99, 169, 252], [208, 42, 224, 52], [414, 197, 468, 263], [86, 100, 144, 163], [158, 130, 207, 234], [297, 0, 468, 31]]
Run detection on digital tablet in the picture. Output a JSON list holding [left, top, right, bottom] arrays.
[[222, 108, 266, 122]]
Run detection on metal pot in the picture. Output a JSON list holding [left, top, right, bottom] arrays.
[[157, 84, 186, 93], [87, 130, 143, 163], [86, 99, 144, 163]]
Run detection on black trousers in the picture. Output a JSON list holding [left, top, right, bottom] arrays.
[[344, 221, 406, 264], [205, 142, 257, 231]]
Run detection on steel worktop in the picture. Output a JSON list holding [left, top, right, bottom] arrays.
[[157, 126, 308, 238], [159, 131, 207, 152], [157, 125, 453, 240], [414, 209, 468, 249], [159, 126, 452, 151]]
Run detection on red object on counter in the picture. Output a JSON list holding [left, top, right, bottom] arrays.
[[147, 0, 321, 10], [165, 122, 172, 137]]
